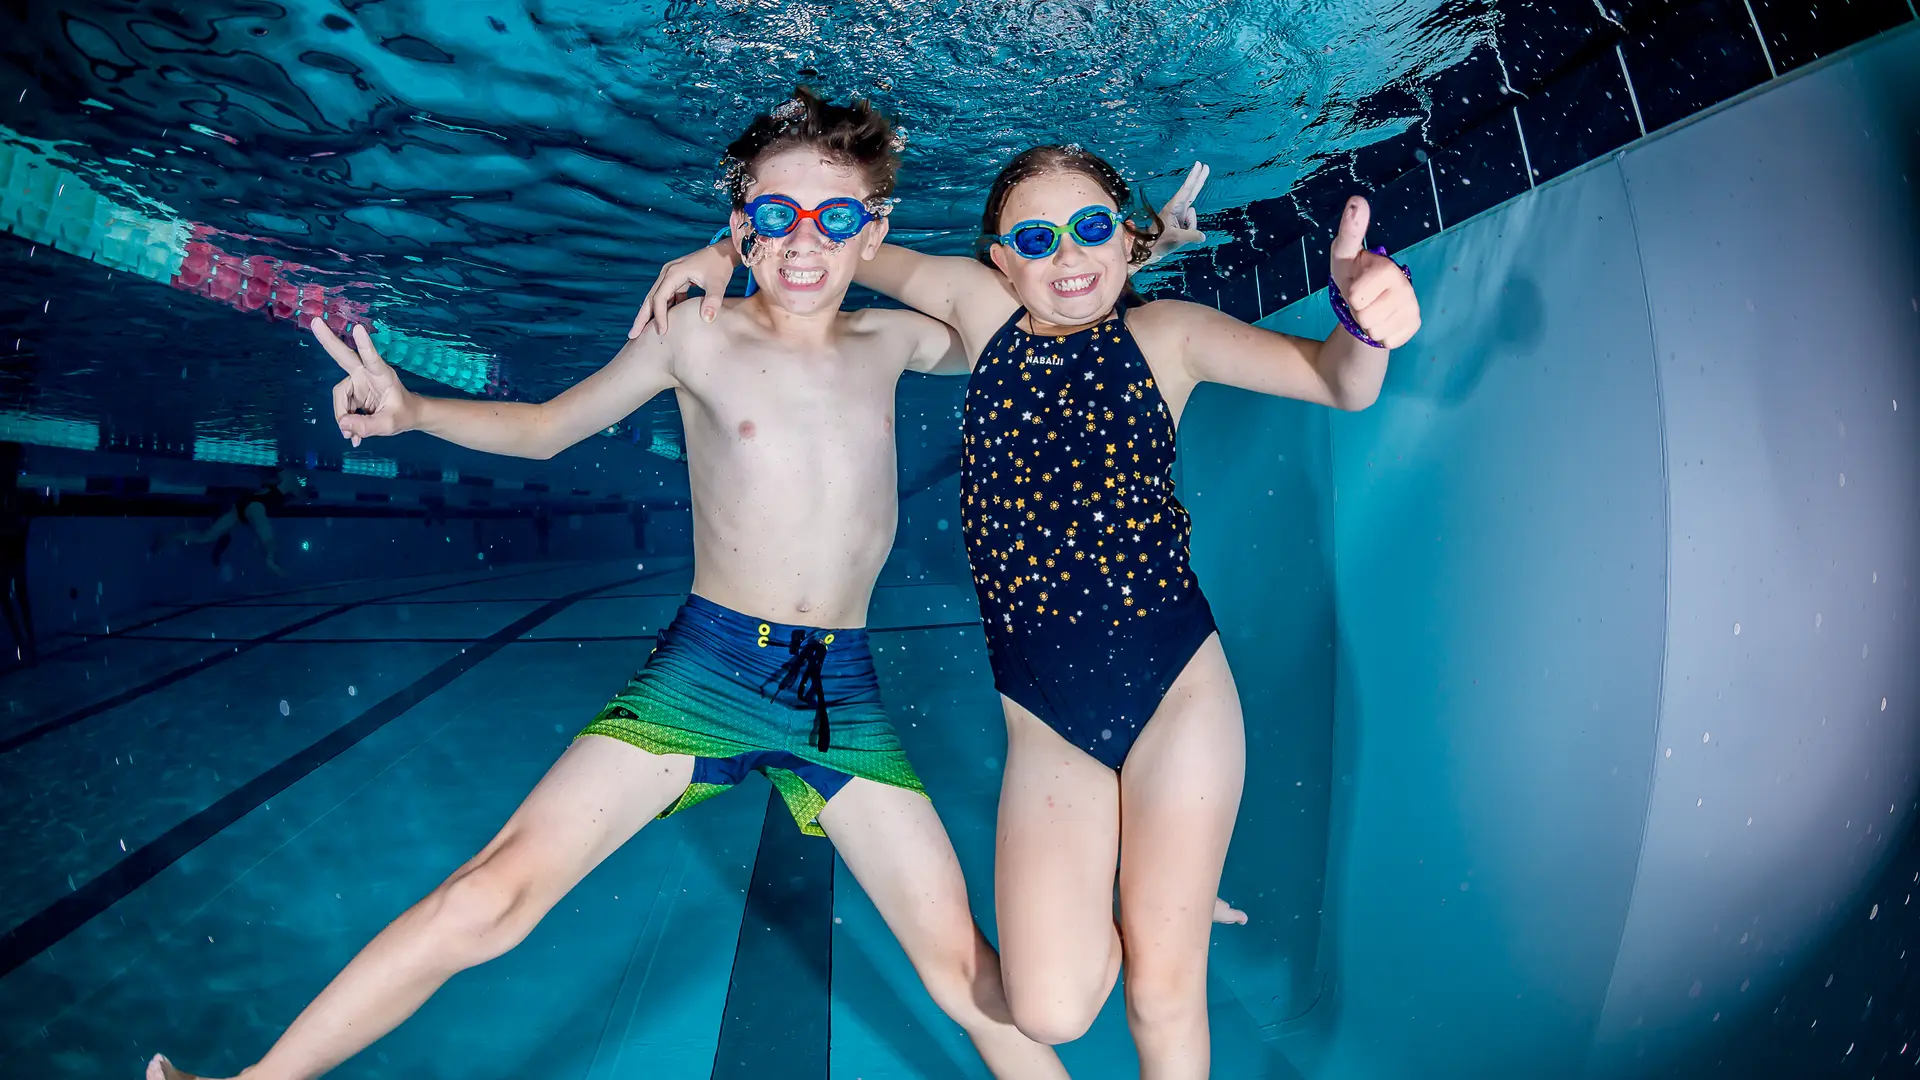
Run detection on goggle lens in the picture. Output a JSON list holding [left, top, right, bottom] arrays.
[[751, 200, 799, 236], [817, 202, 863, 238], [1012, 225, 1059, 258], [1072, 210, 1115, 245]]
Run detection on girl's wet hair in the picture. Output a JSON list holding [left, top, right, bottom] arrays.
[[722, 87, 899, 209], [976, 145, 1165, 270]]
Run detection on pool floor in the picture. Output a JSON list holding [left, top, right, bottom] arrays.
[[0, 558, 1304, 1078]]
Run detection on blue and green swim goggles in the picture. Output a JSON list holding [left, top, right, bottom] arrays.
[[742, 194, 877, 242], [993, 205, 1120, 259]]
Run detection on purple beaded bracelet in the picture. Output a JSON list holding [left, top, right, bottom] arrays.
[[1328, 245, 1412, 349]]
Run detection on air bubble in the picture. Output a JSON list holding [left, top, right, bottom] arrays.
[[279, 700, 290, 716], [1733, 622, 1741, 635]]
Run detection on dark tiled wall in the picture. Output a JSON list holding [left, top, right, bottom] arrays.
[[1167, 0, 1917, 323]]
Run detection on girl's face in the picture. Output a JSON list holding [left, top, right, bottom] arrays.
[[988, 169, 1135, 330]]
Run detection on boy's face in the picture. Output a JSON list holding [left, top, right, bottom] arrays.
[[733, 147, 889, 317]]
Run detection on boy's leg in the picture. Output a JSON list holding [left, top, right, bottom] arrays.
[[819, 778, 1069, 1080], [1115, 636, 1246, 1080], [992, 698, 1124, 1045], [150, 735, 693, 1080]]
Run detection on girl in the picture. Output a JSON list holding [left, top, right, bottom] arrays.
[[638, 147, 1419, 1078]]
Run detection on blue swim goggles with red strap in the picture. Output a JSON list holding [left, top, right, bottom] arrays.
[[744, 194, 877, 242], [711, 194, 879, 297]]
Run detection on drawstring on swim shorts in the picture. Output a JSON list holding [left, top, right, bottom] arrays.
[[767, 629, 832, 751]]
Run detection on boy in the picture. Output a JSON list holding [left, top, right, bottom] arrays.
[[150, 89, 1065, 1080]]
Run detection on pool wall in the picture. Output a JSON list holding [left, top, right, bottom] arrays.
[[1198, 23, 1920, 1079]]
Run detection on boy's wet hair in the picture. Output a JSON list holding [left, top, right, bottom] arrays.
[[722, 87, 900, 209], [977, 145, 1165, 273]]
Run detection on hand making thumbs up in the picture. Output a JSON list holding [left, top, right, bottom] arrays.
[[1328, 197, 1420, 350]]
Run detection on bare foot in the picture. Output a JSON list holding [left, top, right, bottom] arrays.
[[147, 1054, 224, 1080], [1213, 896, 1248, 925]]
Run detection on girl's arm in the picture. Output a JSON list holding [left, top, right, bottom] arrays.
[[851, 244, 1014, 344], [1149, 196, 1419, 411], [1148, 303, 1389, 411], [627, 235, 1011, 345]]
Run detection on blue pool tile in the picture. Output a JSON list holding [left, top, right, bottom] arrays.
[[1364, 162, 1443, 255], [1515, 51, 1644, 183], [1749, 0, 1914, 71], [1618, 0, 1775, 131], [1434, 111, 1532, 227], [1496, 0, 1617, 88], [1421, 41, 1516, 149]]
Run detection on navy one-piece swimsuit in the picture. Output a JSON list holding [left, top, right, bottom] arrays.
[[960, 302, 1217, 768]]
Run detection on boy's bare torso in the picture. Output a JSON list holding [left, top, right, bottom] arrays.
[[663, 298, 940, 628]]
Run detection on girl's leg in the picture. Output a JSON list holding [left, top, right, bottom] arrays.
[[821, 778, 1068, 1080], [993, 697, 1124, 1044], [1116, 634, 1246, 1080], [150, 736, 693, 1080]]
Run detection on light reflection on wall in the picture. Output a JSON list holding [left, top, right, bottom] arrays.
[[0, 410, 100, 452]]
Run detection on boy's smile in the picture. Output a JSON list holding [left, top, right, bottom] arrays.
[[734, 149, 889, 314]]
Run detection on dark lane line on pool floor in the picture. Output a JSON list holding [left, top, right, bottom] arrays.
[[0, 568, 663, 978], [34, 563, 527, 662], [110, 622, 984, 647], [0, 564, 569, 757]]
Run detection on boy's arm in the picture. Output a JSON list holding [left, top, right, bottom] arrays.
[[320, 319, 679, 461]]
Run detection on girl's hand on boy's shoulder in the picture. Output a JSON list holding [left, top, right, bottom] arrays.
[[631, 241, 740, 339]]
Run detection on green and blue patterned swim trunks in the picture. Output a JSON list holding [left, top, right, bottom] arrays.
[[578, 594, 927, 837]]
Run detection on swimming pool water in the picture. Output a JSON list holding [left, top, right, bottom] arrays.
[[2, 3, 1918, 1079]]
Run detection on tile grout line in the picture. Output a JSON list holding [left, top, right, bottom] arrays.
[[1425, 155, 1445, 232], [1513, 107, 1536, 188], [1616, 43, 1648, 137], [1741, 0, 1778, 77]]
